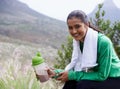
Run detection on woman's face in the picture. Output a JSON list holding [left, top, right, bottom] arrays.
[[67, 17, 88, 42]]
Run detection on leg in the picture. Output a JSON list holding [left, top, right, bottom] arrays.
[[63, 80, 77, 89], [76, 80, 95, 89], [76, 77, 120, 89]]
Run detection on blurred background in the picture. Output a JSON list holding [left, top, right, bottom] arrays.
[[0, 0, 120, 88]]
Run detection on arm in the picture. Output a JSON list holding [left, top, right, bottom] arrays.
[[68, 35, 113, 81]]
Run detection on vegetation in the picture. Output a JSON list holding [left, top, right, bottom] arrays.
[[0, 42, 62, 89], [90, 4, 120, 58], [54, 35, 73, 69], [0, 2, 120, 89], [0, 59, 63, 89], [55, 3, 120, 69], [0, 59, 40, 89]]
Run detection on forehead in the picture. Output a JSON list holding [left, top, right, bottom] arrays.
[[67, 17, 83, 26]]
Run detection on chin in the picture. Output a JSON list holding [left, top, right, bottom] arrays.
[[74, 38, 80, 41]]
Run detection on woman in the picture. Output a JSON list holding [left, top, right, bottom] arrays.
[[47, 10, 120, 89]]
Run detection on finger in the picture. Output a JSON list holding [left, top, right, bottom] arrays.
[[57, 77, 62, 81], [56, 74, 63, 80], [44, 67, 49, 71], [58, 72, 64, 76], [49, 74, 55, 78], [57, 77, 65, 82]]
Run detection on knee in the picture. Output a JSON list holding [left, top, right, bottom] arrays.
[[63, 80, 77, 89]]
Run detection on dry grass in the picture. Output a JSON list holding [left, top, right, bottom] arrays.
[[0, 42, 63, 89]]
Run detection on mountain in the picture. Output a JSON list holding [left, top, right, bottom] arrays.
[[1, 0, 120, 49], [88, 0, 120, 22], [0, 0, 68, 49]]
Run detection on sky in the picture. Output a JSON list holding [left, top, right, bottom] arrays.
[[19, 0, 120, 21]]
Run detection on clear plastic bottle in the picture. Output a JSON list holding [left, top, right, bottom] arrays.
[[32, 52, 49, 83]]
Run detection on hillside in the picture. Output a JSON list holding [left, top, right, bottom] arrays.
[[88, 0, 120, 22], [0, 0, 68, 49], [0, 0, 120, 49], [0, 0, 120, 70]]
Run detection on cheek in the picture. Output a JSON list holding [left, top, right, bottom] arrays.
[[78, 27, 86, 34], [77, 29, 84, 35], [68, 30, 73, 35]]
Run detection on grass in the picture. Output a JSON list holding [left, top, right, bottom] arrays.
[[0, 58, 64, 89], [0, 42, 63, 89], [0, 59, 39, 89]]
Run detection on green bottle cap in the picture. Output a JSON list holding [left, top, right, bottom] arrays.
[[32, 52, 44, 66]]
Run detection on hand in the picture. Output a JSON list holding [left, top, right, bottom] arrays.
[[57, 71, 68, 82], [46, 68, 56, 78]]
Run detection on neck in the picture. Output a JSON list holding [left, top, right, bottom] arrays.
[[80, 27, 88, 42]]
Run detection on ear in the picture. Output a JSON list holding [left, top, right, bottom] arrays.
[[84, 22, 89, 28], [85, 22, 89, 26]]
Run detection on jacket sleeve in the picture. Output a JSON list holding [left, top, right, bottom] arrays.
[[68, 36, 113, 81]]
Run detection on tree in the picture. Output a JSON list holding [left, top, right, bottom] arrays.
[[90, 3, 120, 58], [54, 35, 73, 69]]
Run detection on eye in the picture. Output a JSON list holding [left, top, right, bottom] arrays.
[[74, 24, 81, 29], [68, 26, 73, 30]]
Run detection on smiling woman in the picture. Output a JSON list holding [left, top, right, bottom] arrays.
[[45, 9, 120, 89]]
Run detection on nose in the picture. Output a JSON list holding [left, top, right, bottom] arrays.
[[72, 28, 77, 33]]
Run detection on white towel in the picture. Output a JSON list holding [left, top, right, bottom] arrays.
[[65, 28, 98, 71]]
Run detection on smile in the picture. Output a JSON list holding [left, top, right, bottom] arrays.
[[73, 34, 79, 37]]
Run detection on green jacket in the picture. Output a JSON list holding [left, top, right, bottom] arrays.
[[55, 33, 120, 81]]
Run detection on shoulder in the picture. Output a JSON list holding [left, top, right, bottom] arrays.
[[98, 33, 112, 47], [97, 33, 114, 59]]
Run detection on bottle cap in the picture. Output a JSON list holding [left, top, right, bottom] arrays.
[[32, 52, 44, 66]]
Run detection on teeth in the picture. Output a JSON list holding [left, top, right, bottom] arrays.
[[74, 34, 79, 37]]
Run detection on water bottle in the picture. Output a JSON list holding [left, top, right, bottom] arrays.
[[32, 52, 49, 83]]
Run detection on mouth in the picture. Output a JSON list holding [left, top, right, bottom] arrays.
[[73, 33, 79, 38]]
